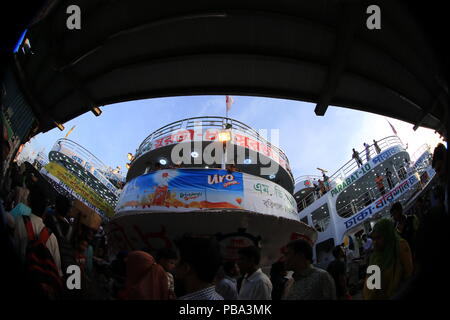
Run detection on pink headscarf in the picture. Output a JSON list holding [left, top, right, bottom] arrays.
[[123, 251, 169, 300]]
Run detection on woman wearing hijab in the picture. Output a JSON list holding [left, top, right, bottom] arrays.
[[363, 219, 413, 300], [122, 251, 169, 300]]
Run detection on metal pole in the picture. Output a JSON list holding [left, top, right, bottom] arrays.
[[222, 141, 226, 169]]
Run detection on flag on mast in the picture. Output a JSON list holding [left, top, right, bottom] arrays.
[[226, 95, 234, 114], [65, 125, 76, 139], [386, 119, 398, 135]]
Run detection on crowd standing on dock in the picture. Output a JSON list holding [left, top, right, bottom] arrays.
[[0, 142, 448, 300]]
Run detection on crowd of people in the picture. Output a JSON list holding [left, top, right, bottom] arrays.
[[0, 140, 448, 300], [353, 139, 382, 168]]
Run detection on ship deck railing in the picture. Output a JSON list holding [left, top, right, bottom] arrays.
[[296, 135, 411, 213], [53, 138, 125, 182], [410, 143, 431, 163], [133, 116, 293, 178], [298, 165, 416, 217], [295, 135, 404, 199], [294, 175, 323, 185], [326, 135, 404, 186]]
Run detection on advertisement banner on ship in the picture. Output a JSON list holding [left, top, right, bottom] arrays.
[[51, 143, 118, 195], [116, 168, 298, 220], [117, 169, 244, 211], [242, 175, 298, 220], [340, 174, 420, 232], [44, 162, 115, 217]]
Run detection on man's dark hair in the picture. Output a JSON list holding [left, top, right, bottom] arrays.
[[175, 235, 222, 283], [286, 239, 313, 262], [270, 260, 285, 278], [238, 246, 261, 265], [390, 201, 403, 214], [28, 189, 48, 217], [222, 260, 237, 275], [55, 194, 72, 217], [432, 143, 447, 168], [332, 245, 343, 259], [156, 247, 178, 261]]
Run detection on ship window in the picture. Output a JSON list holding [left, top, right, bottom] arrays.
[[311, 204, 330, 232]]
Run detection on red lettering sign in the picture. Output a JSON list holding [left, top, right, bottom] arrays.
[[204, 129, 218, 141], [234, 134, 246, 147], [173, 129, 194, 143], [154, 138, 164, 149], [260, 144, 272, 157], [246, 137, 260, 152], [163, 135, 173, 146]]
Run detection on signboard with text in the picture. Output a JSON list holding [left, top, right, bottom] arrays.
[[116, 168, 298, 220], [138, 128, 291, 172]]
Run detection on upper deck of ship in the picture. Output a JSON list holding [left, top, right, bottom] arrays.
[[126, 116, 295, 192], [294, 135, 412, 215]]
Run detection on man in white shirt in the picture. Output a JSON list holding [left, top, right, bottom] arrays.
[[237, 246, 272, 300], [13, 190, 62, 277]]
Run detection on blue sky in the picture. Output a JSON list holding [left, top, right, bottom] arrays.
[[22, 95, 445, 180]]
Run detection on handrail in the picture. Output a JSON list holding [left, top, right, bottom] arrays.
[[327, 135, 403, 183], [133, 116, 293, 177], [335, 165, 417, 218], [296, 135, 406, 213], [294, 175, 322, 185], [411, 143, 431, 163], [52, 138, 125, 182], [298, 165, 417, 215], [295, 135, 404, 190]]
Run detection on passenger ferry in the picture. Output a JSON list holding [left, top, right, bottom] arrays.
[[106, 116, 317, 266], [40, 138, 124, 218], [294, 136, 435, 269]]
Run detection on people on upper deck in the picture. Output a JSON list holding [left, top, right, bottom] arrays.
[[352, 148, 363, 168], [373, 139, 381, 154], [385, 167, 394, 189], [375, 174, 386, 196], [322, 173, 330, 191], [318, 179, 326, 196], [364, 143, 371, 162], [313, 180, 321, 199]]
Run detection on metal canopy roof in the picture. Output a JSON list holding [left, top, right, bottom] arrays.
[[10, 0, 449, 137]]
